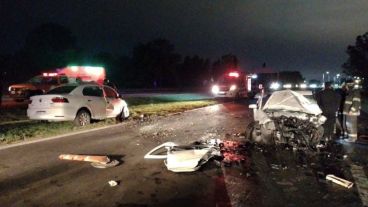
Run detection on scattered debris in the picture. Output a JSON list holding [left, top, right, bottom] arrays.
[[144, 139, 249, 172], [108, 180, 119, 187], [144, 142, 216, 172], [58, 154, 119, 168], [326, 174, 354, 189]]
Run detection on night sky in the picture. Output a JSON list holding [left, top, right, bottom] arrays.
[[1, 0, 368, 80]]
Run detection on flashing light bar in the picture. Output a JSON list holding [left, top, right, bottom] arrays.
[[43, 73, 58, 77], [228, 72, 239, 78]]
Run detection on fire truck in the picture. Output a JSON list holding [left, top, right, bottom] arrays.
[[8, 66, 106, 101], [211, 71, 252, 99]]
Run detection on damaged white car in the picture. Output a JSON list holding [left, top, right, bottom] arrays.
[[247, 90, 326, 149]]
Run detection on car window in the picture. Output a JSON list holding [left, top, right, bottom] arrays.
[[104, 86, 118, 98], [28, 76, 43, 84], [60, 76, 69, 84], [83, 86, 103, 97], [47, 85, 78, 94]]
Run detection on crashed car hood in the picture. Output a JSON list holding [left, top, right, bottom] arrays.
[[263, 90, 322, 115]]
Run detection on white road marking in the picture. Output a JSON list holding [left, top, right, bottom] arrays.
[[350, 164, 368, 206]]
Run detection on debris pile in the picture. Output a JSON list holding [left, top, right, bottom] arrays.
[[144, 139, 249, 172]]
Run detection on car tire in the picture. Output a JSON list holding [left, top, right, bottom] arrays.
[[74, 109, 91, 126], [116, 107, 129, 123]]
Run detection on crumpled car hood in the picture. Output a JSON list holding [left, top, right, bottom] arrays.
[[263, 90, 322, 115]]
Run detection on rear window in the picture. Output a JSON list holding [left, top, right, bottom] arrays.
[[47, 86, 77, 94]]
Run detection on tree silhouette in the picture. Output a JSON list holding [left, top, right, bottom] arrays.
[[131, 39, 181, 88], [343, 32, 368, 78], [211, 54, 239, 79], [21, 23, 78, 76], [179, 55, 210, 87]]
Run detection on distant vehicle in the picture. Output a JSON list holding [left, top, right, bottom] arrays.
[[8, 73, 78, 102], [27, 83, 129, 126], [211, 71, 250, 99], [8, 66, 106, 102]]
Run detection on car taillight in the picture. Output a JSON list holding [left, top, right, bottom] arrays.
[[52, 97, 69, 103]]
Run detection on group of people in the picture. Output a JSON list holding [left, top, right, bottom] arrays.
[[316, 80, 361, 143]]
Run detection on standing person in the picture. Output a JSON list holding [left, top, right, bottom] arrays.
[[343, 80, 361, 142], [336, 84, 348, 138], [316, 82, 341, 141], [103, 79, 118, 91]]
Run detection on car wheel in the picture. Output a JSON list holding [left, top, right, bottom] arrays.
[[116, 107, 129, 122], [74, 109, 91, 126]]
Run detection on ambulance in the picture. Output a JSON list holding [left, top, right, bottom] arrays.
[[211, 71, 251, 99]]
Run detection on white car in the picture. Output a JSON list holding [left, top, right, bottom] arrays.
[[27, 83, 129, 126]]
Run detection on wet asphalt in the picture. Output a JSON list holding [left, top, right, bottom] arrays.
[[0, 100, 367, 207]]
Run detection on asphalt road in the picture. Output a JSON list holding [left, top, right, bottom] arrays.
[[0, 101, 367, 207]]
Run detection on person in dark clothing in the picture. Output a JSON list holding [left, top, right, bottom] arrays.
[[103, 79, 118, 91], [335, 85, 348, 138], [316, 82, 341, 141]]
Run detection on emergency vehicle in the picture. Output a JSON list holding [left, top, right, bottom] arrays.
[[211, 71, 251, 98], [8, 66, 106, 101]]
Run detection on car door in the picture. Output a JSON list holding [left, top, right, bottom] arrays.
[[103, 86, 122, 118], [82, 86, 106, 119]]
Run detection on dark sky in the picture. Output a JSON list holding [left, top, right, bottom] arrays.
[[1, 0, 368, 80]]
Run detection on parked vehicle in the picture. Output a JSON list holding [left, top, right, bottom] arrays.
[[211, 71, 250, 99], [27, 83, 129, 126], [8, 73, 78, 102], [8, 66, 106, 102]]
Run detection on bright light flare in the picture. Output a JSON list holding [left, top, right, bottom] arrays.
[[230, 85, 237, 91], [212, 85, 220, 94], [270, 82, 280, 90], [84, 66, 104, 76], [43, 73, 58, 77], [228, 72, 239, 78], [300, 83, 307, 89], [283, 84, 292, 89], [309, 84, 317, 88]]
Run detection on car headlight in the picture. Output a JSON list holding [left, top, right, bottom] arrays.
[[270, 82, 280, 90], [212, 85, 220, 94], [300, 83, 307, 89], [230, 85, 237, 91]]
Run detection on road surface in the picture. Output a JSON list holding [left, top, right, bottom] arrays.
[[0, 101, 367, 207]]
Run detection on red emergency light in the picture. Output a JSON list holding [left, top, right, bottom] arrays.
[[228, 72, 239, 78], [43, 73, 58, 77]]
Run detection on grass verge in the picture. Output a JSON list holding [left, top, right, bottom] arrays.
[[0, 99, 216, 144]]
